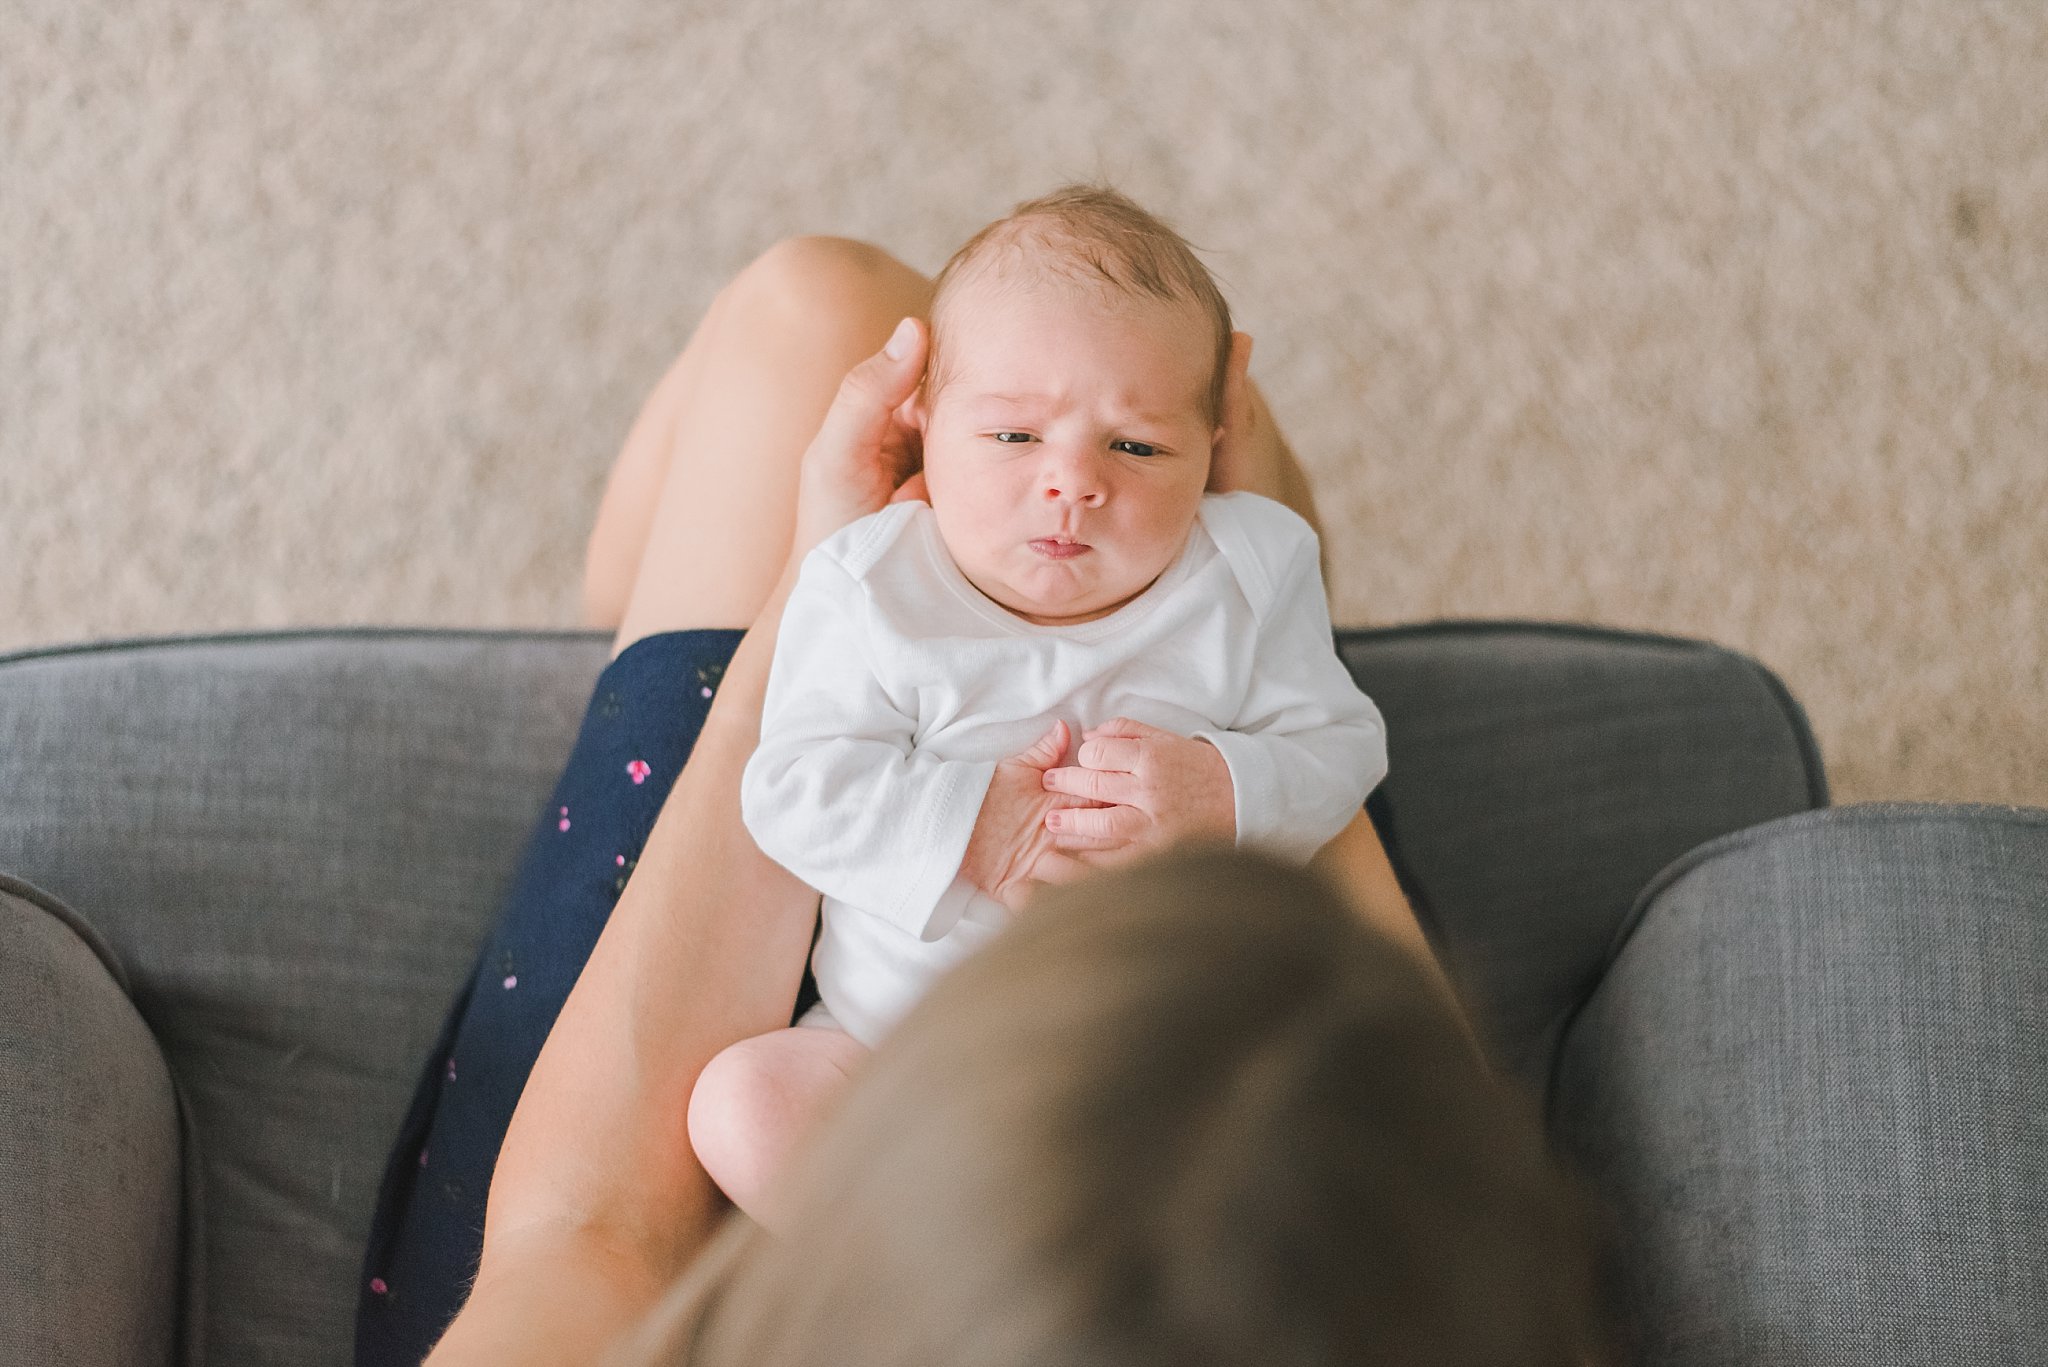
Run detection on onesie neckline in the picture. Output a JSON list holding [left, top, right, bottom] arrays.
[[915, 508, 1202, 642]]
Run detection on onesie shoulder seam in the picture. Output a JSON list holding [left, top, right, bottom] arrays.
[[1198, 491, 1316, 623], [818, 501, 925, 582]]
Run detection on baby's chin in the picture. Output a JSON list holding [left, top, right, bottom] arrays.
[[1009, 600, 1125, 627], [975, 568, 1155, 626]]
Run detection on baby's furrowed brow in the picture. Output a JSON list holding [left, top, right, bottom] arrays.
[[974, 393, 1186, 426]]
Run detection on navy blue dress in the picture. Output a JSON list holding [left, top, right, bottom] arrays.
[[351, 628, 823, 1364]]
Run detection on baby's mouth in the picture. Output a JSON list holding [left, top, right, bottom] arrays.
[[1029, 537, 1091, 560]]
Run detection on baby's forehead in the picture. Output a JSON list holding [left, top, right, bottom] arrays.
[[942, 353, 1204, 420], [939, 279, 1207, 397], [945, 260, 1187, 331]]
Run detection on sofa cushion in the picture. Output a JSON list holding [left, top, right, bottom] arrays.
[[1339, 621, 1824, 1082], [0, 874, 185, 1367], [0, 630, 597, 1367], [1550, 803, 2048, 1366]]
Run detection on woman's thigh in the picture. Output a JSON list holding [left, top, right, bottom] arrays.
[[609, 237, 937, 655]]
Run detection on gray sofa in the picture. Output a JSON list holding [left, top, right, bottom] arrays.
[[1, 624, 2041, 1366]]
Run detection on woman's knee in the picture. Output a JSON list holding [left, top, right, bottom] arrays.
[[726, 235, 933, 336]]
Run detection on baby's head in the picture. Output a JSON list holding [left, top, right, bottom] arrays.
[[903, 184, 1240, 627]]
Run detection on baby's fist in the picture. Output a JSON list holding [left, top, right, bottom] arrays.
[[1040, 716, 1236, 854]]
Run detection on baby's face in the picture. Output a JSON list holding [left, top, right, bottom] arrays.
[[909, 280, 1221, 627]]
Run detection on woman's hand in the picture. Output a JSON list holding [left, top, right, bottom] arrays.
[[789, 316, 930, 561], [1038, 717, 1237, 864], [1203, 329, 1264, 498]]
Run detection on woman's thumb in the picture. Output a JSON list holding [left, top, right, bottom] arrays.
[[883, 315, 919, 360], [851, 317, 925, 404], [816, 317, 926, 445]]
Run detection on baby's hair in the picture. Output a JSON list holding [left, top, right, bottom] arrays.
[[923, 181, 1237, 429]]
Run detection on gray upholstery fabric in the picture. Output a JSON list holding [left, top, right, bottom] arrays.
[[0, 875, 184, 1367], [0, 630, 600, 1367], [0, 622, 1824, 1365], [1551, 803, 2048, 1367], [1339, 622, 1825, 1083]]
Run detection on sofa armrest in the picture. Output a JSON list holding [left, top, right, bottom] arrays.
[[0, 873, 190, 1367], [1339, 621, 1825, 1083], [1550, 803, 2048, 1366]]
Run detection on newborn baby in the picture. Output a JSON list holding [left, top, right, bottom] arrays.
[[699, 185, 1387, 1226]]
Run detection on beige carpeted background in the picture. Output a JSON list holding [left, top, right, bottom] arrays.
[[4, 1, 2043, 807]]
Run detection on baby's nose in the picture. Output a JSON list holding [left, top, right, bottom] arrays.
[[1042, 457, 1108, 503]]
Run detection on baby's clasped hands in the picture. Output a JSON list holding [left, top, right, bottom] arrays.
[[1040, 717, 1237, 859]]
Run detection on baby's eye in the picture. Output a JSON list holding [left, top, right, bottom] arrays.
[[1113, 440, 1160, 458], [992, 431, 1033, 443]]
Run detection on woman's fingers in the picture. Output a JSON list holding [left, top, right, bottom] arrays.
[[1036, 843, 1145, 879], [1030, 849, 1119, 887], [888, 469, 930, 504], [789, 317, 929, 555], [1031, 850, 1092, 884], [821, 318, 925, 445], [1204, 330, 1254, 493]]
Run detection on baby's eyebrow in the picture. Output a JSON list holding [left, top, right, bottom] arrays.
[[974, 392, 1184, 426]]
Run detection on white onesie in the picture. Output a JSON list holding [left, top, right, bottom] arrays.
[[739, 490, 1388, 1048]]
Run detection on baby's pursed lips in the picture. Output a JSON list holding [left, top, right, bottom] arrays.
[[1028, 533, 1093, 558]]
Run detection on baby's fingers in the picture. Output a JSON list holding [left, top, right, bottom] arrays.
[[1049, 829, 1123, 851], [1042, 764, 1129, 803], [1045, 803, 1137, 840]]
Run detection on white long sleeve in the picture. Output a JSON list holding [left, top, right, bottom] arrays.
[[1189, 528, 1388, 864], [741, 550, 996, 943]]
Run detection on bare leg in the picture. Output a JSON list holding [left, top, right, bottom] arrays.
[[579, 345, 695, 631], [589, 237, 936, 647], [430, 237, 934, 1364]]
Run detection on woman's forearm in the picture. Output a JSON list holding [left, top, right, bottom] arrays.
[[428, 559, 819, 1364], [1308, 809, 1487, 1056], [425, 1228, 674, 1365]]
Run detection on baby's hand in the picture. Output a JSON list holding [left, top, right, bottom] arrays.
[[957, 719, 1112, 912], [1039, 717, 1236, 860]]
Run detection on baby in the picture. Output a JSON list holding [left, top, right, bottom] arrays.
[[698, 185, 1388, 1225]]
